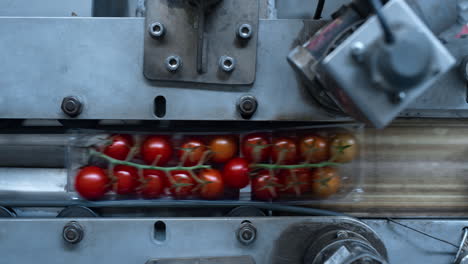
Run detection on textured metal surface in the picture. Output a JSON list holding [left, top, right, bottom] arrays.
[[144, 0, 259, 84], [0, 217, 380, 264], [0, 18, 335, 121], [319, 0, 456, 128]]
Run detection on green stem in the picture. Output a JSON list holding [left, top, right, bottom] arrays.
[[250, 162, 339, 170], [90, 150, 211, 171]]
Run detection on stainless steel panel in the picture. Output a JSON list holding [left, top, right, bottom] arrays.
[[0, 0, 93, 17], [0, 18, 336, 121]]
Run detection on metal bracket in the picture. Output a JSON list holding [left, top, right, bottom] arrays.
[[143, 0, 259, 85], [454, 228, 468, 264]]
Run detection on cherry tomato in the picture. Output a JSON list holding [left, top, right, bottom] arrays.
[[178, 139, 207, 166], [208, 136, 238, 163], [104, 134, 133, 160], [329, 134, 358, 163], [241, 133, 271, 163], [299, 135, 329, 163], [168, 170, 195, 199], [75, 166, 110, 200], [252, 170, 280, 201], [279, 168, 311, 197], [223, 157, 250, 189], [198, 169, 224, 200], [141, 136, 173, 166], [140, 169, 166, 199], [112, 165, 138, 195], [271, 137, 297, 164], [310, 167, 341, 198]]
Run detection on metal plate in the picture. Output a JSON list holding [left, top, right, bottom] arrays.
[[0, 217, 379, 264], [143, 0, 259, 85]]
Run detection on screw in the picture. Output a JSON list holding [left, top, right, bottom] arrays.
[[61, 96, 83, 117], [237, 24, 253, 40], [351, 42, 366, 63], [392, 91, 406, 104], [165, 56, 181, 72], [237, 221, 256, 245], [63, 221, 84, 244], [149, 22, 165, 39], [219, 56, 236, 72], [336, 231, 349, 239], [238, 95, 258, 119]]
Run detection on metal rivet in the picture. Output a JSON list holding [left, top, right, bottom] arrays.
[[165, 56, 181, 72], [392, 91, 406, 104], [237, 24, 253, 40], [61, 96, 83, 117], [219, 56, 236, 72], [63, 221, 84, 244], [351, 42, 366, 63], [149, 22, 165, 39]]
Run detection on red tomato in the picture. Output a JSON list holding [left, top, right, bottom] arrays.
[[310, 167, 341, 198], [252, 170, 280, 201], [279, 169, 311, 197], [104, 134, 133, 160], [223, 158, 250, 189], [112, 165, 138, 195], [178, 139, 207, 166], [299, 135, 329, 163], [75, 166, 110, 200], [141, 136, 173, 166], [198, 169, 224, 199], [208, 136, 238, 163], [140, 169, 166, 199], [271, 138, 297, 164], [241, 133, 271, 163], [168, 170, 195, 199]]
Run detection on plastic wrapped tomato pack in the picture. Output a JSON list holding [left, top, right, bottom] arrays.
[[67, 125, 363, 203]]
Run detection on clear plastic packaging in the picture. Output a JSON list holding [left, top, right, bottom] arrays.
[[66, 124, 364, 204]]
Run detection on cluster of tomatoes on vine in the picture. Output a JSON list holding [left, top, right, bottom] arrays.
[[74, 132, 357, 201]]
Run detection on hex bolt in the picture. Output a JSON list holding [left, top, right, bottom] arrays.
[[165, 56, 182, 72], [336, 231, 349, 239], [237, 24, 253, 40], [61, 96, 83, 117], [219, 56, 236, 72], [237, 221, 257, 246], [351, 42, 366, 63], [63, 221, 84, 244], [148, 22, 165, 39], [238, 95, 258, 119]]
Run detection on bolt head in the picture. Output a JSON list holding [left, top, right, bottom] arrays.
[[238, 95, 258, 118], [61, 96, 83, 117], [237, 223, 256, 245], [237, 24, 253, 40], [165, 56, 181, 72], [351, 42, 366, 63], [149, 22, 165, 39], [63, 222, 83, 244], [219, 56, 236, 72], [392, 91, 406, 104], [336, 231, 349, 239]]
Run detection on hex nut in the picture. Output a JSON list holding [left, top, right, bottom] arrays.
[[63, 221, 84, 244], [61, 96, 83, 117], [237, 221, 257, 245], [237, 24, 253, 40], [149, 22, 165, 39], [219, 56, 236, 72], [238, 95, 258, 118], [165, 56, 182, 72]]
